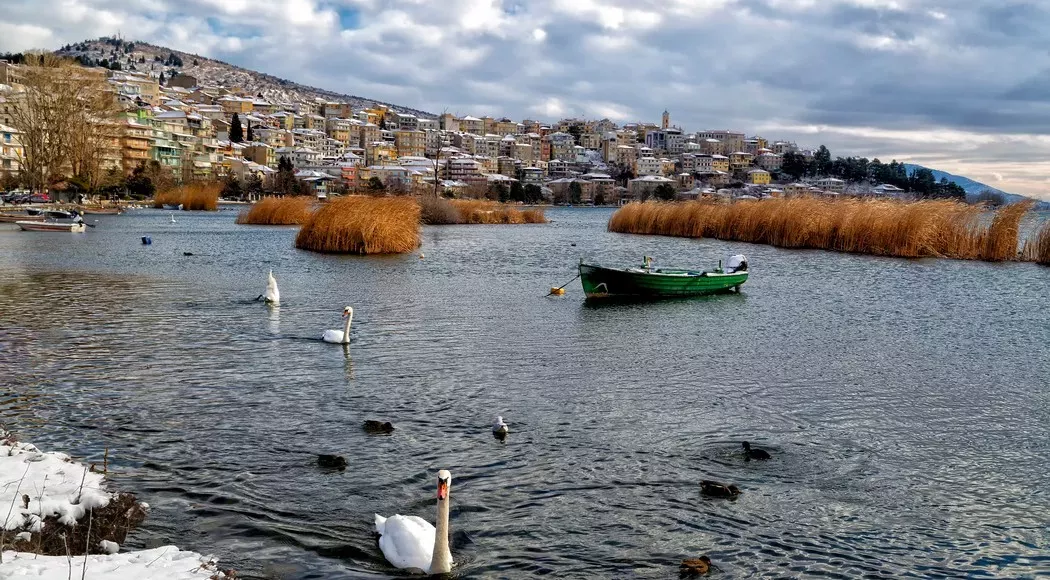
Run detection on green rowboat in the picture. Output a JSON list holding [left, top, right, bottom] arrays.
[[579, 255, 748, 300]]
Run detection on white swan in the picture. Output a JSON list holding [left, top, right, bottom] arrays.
[[322, 306, 353, 344], [170, 213, 176, 223], [493, 416, 509, 436], [375, 470, 453, 575], [264, 269, 280, 305]]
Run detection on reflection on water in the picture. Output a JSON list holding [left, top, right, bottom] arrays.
[[0, 208, 1048, 579]]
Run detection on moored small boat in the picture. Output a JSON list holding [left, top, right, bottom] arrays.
[[81, 207, 123, 215], [0, 213, 45, 223], [579, 255, 748, 300], [16, 220, 86, 232]]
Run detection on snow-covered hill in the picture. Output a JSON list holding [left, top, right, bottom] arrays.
[[56, 37, 433, 117]]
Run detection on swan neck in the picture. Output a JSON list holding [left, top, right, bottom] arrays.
[[431, 497, 452, 573], [342, 312, 352, 343]]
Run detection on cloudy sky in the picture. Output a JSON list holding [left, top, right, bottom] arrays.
[[3, 0, 1049, 198]]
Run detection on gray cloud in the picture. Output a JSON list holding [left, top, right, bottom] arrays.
[[3, 0, 1050, 198]]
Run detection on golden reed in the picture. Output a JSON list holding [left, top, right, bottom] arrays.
[[608, 197, 1037, 261], [295, 195, 420, 254], [236, 197, 316, 225], [152, 182, 221, 211], [419, 196, 547, 225]]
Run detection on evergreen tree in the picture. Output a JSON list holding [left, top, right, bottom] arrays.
[[246, 119, 254, 142], [781, 151, 808, 180], [653, 183, 676, 201], [813, 145, 832, 176], [569, 181, 583, 204], [523, 184, 543, 203], [275, 156, 301, 196], [509, 180, 525, 203], [159, 72, 166, 85], [220, 174, 242, 200], [229, 113, 244, 143], [368, 176, 385, 191]]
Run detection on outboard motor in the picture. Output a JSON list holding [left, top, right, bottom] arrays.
[[726, 254, 748, 273]]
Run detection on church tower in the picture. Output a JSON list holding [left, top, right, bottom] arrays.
[[661, 110, 670, 129]]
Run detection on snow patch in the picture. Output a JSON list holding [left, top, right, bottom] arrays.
[[1, 430, 113, 532], [0, 546, 233, 579]]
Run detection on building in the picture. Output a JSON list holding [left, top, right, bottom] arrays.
[[519, 166, 544, 188], [243, 143, 276, 168], [121, 120, 153, 174], [445, 157, 484, 184], [754, 152, 781, 172], [628, 175, 676, 198], [815, 177, 846, 193], [747, 169, 771, 185], [459, 116, 484, 135], [729, 151, 754, 172], [696, 130, 745, 154], [166, 73, 198, 89], [0, 123, 22, 177], [635, 156, 661, 176], [393, 129, 426, 158]]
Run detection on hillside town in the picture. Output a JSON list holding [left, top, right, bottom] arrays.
[[0, 39, 958, 205]]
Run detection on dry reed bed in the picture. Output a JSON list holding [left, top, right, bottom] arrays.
[[608, 197, 1037, 261], [153, 182, 221, 211], [295, 195, 420, 254], [1022, 221, 1050, 265], [236, 196, 316, 225], [420, 196, 547, 225]]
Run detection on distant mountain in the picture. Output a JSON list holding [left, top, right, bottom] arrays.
[[55, 37, 433, 118], [901, 163, 1040, 206]]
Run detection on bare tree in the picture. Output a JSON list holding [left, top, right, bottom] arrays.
[[4, 52, 120, 195]]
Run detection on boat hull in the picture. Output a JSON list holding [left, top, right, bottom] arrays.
[[16, 221, 86, 232], [579, 263, 747, 299]]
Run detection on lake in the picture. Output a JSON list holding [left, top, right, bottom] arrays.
[[1, 206, 1048, 579]]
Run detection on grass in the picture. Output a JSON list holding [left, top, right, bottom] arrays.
[[419, 196, 547, 225], [608, 197, 1037, 261], [236, 196, 316, 225], [153, 182, 221, 211], [295, 195, 420, 254]]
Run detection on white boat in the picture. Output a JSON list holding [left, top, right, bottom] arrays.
[[16, 221, 86, 232]]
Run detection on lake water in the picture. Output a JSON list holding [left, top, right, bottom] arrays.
[[1, 206, 1048, 579]]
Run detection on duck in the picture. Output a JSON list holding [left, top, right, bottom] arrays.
[[492, 416, 509, 436], [375, 470, 454, 575], [317, 454, 348, 469], [680, 555, 712, 577], [742, 441, 770, 460], [364, 420, 395, 434], [700, 480, 741, 498]]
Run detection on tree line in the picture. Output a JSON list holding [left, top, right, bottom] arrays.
[[780, 145, 966, 199]]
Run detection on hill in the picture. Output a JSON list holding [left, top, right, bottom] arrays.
[[54, 37, 433, 118], [901, 163, 1043, 206]]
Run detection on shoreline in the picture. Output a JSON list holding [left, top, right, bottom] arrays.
[[0, 427, 235, 579]]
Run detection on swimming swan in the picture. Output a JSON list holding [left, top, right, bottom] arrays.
[[322, 306, 353, 344], [170, 213, 176, 223], [375, 470, 453, 575], [263, 269, 280, 305]]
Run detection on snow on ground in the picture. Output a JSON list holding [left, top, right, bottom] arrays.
[[0, 429, 232, 579], [0, 546, 232, 579], [1, 430, 112, 531]]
